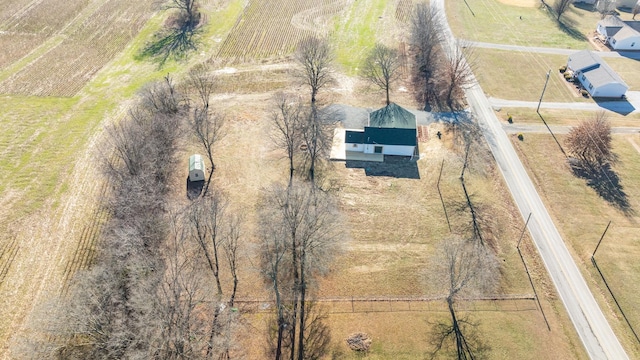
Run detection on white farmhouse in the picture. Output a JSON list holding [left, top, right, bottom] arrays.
[[596, 15, 640, 50], [567, 50, 628, 98], [345, 103, 417, 157]]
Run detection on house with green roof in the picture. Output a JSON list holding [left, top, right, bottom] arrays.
[[345, 103, 417, 157]]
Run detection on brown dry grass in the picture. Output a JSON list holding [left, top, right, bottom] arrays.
[[512, 133, 640, 358]]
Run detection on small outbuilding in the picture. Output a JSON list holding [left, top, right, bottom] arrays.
[[567, 50, 628, 98], [345, 103, 417, 157], [189, 154, 206, 182]]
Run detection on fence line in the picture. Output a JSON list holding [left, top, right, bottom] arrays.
[[231, 294, 537, 314]]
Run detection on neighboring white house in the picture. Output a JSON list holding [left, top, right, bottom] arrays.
[[596, 15, 640, 50], [567, 50, 628, 98], [189, 154, 206, 182], [345, 103, 417, 157]]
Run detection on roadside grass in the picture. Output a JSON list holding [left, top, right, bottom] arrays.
[[512, 133, 640, 357], [446, 0, 598, 48], [331, 0, 389, 74], [474, 48, 585, 102], [495, 108, 640, 126]]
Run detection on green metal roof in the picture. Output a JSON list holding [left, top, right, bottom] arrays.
[[364, 127, 416, 146], [369, 103, 417, 129]]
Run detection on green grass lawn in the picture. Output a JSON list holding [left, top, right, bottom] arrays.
[[331, 0, 389, 74], [474, 48, 587, 102], [447, 0, 603, 48], [606, 57, 640, 91], [512, 133, 640, 357], [496, 108, 640, 127]]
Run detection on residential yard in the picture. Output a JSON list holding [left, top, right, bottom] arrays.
[[512, 133, 640, 358], [446, 0, 600, 48], [474, 49, 587, 102]]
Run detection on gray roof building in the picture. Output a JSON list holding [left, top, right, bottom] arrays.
[[567, 50, 628, 98]]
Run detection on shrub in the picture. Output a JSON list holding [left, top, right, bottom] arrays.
[[580, 89, 589, 98], [346, 332, 372, 352], [563, 72, 572, 80], [559, 65, 567, 73], [517, 133, 524, 141], [507, 114, 513, 124]]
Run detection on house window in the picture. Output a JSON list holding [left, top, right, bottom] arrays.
[[352, 143, 358, 148], [588, 83, 593, 90], [581, 74, 586, 81], [632, 42, 636, 47], [374, 146, 383, 154], [612, 38, 616, 44]]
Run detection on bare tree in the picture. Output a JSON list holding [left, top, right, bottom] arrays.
[[258, 182, 343, 360], [271, 92, 304, 184], [142, 0, 203, 65], [191, 104, 225, 197], [443, 41, 475, 110], [553, 0, 573, 21], [300, 107, 331, 184], [295, 37, 334, 106], [430, 236, 499, 359], [410, 2, 444, 108], [597, 0, 616, 18], [362, 43, 401, 105], [566, 111, 613, 170], [633, 3, 640, 19], [140, 74, 187, 116]]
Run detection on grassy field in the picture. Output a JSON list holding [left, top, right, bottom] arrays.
[[206, 88, 587, 358], [446, 0, 601, 48], [512, 133, 640, 357], [474, 49, 590, 102], [496, 107, 640, 126]]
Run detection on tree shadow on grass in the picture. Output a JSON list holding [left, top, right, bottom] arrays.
[[542, 4, 588, 42], [569, 159, 633, 214]]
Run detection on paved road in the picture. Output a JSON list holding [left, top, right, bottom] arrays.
[[489, 94, 640, 114], [466, 40, 640, 60], [435, 0, 630, 358]]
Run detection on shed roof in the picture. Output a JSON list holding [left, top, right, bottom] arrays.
[[612, 25, 640, 42], [189, 154, 205, 171], [368, 103, 417, 129], [567, 50, 601, 72], [363, 127, 417, 146]]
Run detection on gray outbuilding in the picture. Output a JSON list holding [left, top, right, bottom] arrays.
[[189, 154, 206, 182]]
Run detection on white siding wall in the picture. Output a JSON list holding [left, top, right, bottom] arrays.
[[591, 83, 628, 98], [347, 143, 365, 152], [612, 36, 640, 50], [363, 144, 415, 156]]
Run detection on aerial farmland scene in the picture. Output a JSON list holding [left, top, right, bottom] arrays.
[[2, 0, 640, 358]]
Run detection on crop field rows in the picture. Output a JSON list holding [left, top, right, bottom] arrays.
[[217, 0, 347, 61], [0, 0, 151, 97], [395, 0, 413, 23], [0, 0, 90, 71], [61, 180, 108, 294], [0, 235, 19, 288]]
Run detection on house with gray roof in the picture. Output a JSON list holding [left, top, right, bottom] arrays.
[[567, 50, 628, 98], [596, 15, 640, 50], [345, 103, 417, 157]]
